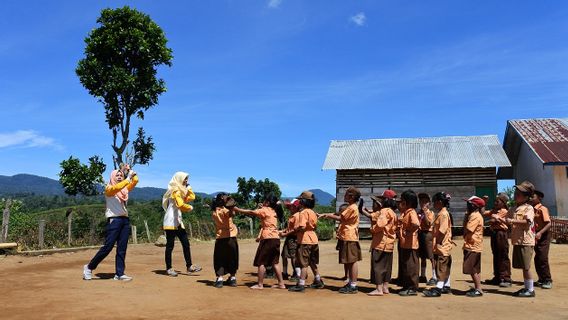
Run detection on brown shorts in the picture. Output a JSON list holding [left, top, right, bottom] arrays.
[[253, 239, 280, 267], [281, 237, 298, 259], [418, 231, 434, 260], [337, 240, 362, 264], [434, 254, 452, 282], [370, 249, 393, 284], [463, 250, 481, 274], [512, 245, 533, 270], [296, 244, 319, 268]]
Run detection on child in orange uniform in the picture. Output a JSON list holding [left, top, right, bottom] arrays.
[[211, 193, 239, 288], [483, 193, 512, 287], [396, 190, 420, 296], [462, 196, 485, 297], [280, 199, 301, 281], [532, 190, 552, 289]]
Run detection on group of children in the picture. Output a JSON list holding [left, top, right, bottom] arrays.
[[82, 169, 553, 299]]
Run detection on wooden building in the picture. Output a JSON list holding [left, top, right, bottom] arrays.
[[498, 118, 568, 216], [322, 135, 512, 227]]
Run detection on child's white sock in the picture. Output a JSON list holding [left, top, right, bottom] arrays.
[[315, 274, 321, 281], [299, 279, 305, 286], [432, 269, 437, 280], [436, 281, 444, 289], [350, 281, 357, 287], [230, 276, 236, 281], [295, 267, 301, 276], [525, 279, 534, 292], [217, 276, 224, 282], [444, 276, 451, 287]]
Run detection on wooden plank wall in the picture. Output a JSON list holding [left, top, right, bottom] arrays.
[[335, 168, 497, 227]]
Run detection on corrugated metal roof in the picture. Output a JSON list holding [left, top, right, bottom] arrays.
[[322, 135, 511, 170], [506, 119, 568, 164]]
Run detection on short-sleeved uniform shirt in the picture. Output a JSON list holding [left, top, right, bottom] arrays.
[[337, 203, 360, 241], [433, 207, 453, 256], [533, 203, 551, 233], [251, 207, 279, 240], [419, 209, 435, 232], [509, 203, 535, 246], [297, 208, 318, 244], [398, 208, 420, 250], [463, 211, 483, 253], [212, 207, 238, 239], [370, 208, 397, 252]]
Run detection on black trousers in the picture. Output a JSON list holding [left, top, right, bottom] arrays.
[[399, 248, 419, 290], [165, 228, 192, 270], [490, 229, 511, 282]]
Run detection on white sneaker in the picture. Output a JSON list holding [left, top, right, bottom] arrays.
[[83, 265, 92, 280], [167, 268, 178, 277], [113, 274, 133, 282]]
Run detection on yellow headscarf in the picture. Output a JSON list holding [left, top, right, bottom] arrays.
[[162, 171, 189, 211]]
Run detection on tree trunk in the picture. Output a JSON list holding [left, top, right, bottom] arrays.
[[1, 199, 11, 243]]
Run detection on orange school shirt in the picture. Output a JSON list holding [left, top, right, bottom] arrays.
[[419, 208, 434, 232], [432, 207, 453, 256], [370, 208, 397, 252], [296, 208, 318, 245], [212, 207, 238, 239], [398, 208, 420, 249], [251, 207, 279, 240], [534, 203, 551, 233], [463, 211, 483, 253], [509, 203, 535, 246], [337, 203, 360, 242], [483, 208, 509, 231]]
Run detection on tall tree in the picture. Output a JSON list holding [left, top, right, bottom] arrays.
[[58, 156, 107, 197], [233, 177, 282, 207], [76, 6, 173, 168]]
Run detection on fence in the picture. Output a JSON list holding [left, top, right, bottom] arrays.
[[551, 217, 568, 244]]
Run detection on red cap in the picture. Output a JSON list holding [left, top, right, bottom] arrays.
[[463, 196, 485, 208], [284, 199, 300, 209], [380, 190, 397, 199]]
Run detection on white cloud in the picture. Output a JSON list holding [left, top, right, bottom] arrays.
[[0, 130, 62, 150], [350, 12, 366, 26], [267, 0, 282, 9]]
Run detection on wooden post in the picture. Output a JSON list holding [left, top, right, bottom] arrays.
[[38, 219, 46, 249], [187, 221, 193, 239], [249, 218, 254, 238], [131, 225, 138, 244], [67, 210, 73, 246], [1, 199, 11, 243], [143, 220, 151, 243], [89, 217, 96, 245]]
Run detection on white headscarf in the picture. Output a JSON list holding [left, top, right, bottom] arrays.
[[162, 171, 189, 211]]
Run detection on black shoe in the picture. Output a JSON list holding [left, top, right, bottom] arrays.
[[466, 289, 483, 297], [484, 278, 500, 285], [214, 280, 224, 288], [534, 281, 542, 288], [441, 286, 451, 294], [398, 288, 417, 296], [427, 278, 437, 286], [288, 284, 305, 292], [290, 274, 299, 281], [282, 273, 289, 281], [338, 285, 358, 294], [419, 276, 428, 284], [226, 278, 237, 287], [514, 288, 535, 297], [541, 281, 553, 289], [309, 279, 325, 289], [499, 281, 512, 288], [423, 288, 442, 297]]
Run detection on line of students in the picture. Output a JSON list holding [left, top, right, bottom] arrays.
[[82, 169, 552, 299]]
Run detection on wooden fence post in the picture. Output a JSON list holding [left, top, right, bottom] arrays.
[[187, 221, 193, 239], [38, 219, 46, 249], [1, 199, 11, 243], [249, 218, 254, 237], [131, 225, 138, 244], [89, 217, 97, 245], [67, 211, 73, 246], [144, 220, 151, 243]]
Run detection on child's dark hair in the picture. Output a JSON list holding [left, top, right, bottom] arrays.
[[432, 192, 454, 227], [383, 198, 397, 210], [211, 192, 228, 211], [400, 190, 418, 209], [346, 187, 361, 202], [300, 197, 316, 209], [265, 193, 285, 224]]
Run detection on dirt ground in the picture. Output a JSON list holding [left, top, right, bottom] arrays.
[[1, 239, 567, 320]]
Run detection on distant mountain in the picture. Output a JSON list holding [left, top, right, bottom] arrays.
[[0, 174, 335, 205]]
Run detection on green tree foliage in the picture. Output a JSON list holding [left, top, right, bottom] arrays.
[[76, 6, 173, 168], [58, 156, 107, 197], [232, 177, 282, 208]]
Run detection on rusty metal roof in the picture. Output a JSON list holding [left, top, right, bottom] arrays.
[[504, 118, 568, 165], [322, 135, 511, 170]]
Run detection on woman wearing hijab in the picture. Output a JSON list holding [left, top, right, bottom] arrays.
[[83, 165, 138, 281], [162, 171, 202, 277]]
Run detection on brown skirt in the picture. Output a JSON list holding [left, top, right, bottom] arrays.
[[418, 231, 434, 260], [434, 254, 452, 282], [370, 249, 393, 285], [214, 237, 239, 276], [512, 245, 533, 270], [253, 239, 280, 267], [337, 240, 362, 264], [463, 250, 481, 274], [281, 236, 298, 259], [296, 244, 319, 268]]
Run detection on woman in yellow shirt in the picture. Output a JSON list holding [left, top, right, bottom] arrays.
[[162, 172, 202, 277]]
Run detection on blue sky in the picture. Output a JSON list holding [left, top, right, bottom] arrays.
[[1, 1, 567, 196]]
